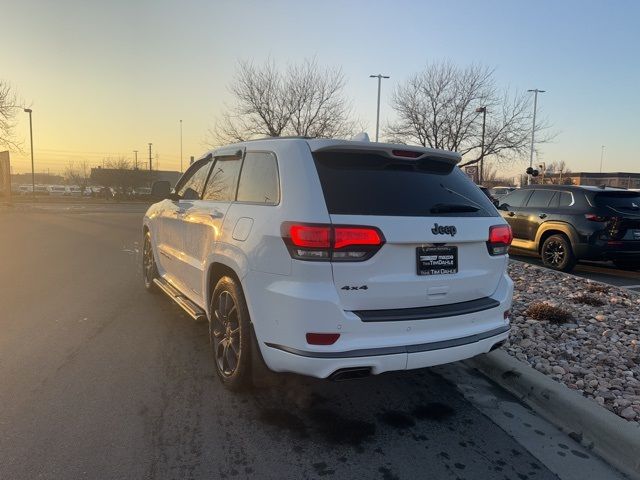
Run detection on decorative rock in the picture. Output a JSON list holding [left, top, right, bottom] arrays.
[[506, 262, 640, 423]]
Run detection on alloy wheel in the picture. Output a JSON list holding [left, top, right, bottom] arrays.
[[211, 290, 241, 377], [543, 239, 566, 267], [143, 234, 155, 286]]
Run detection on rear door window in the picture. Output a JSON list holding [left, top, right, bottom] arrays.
[[203, 157, 243, 201], [499, 189, 531, 209], [525, 189, 556, 208], [312, 152, 497, 217]]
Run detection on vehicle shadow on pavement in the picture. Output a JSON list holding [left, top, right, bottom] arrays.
[[148, 300, 555, 480]]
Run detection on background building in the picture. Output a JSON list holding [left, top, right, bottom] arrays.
[[541, 172, 640, 188]]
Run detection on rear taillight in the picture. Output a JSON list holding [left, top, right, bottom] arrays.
[[487, 224, 513, 255], [585, 213, 610, 222], [282, 223, 385, 262]]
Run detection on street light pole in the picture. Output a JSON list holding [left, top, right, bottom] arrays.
[[369, 74, 390, 142], [133, 150, 138, 169], [148, 143, 153, 171], [476, 107, 487, 184], [24, 108, 35, 199], [527, 89, 545, 185], [180, 119, 183, 172], [599, 145, 605, 173]]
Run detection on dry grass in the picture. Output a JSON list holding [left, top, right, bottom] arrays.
[[573, 293, 606, 307], [586, 283, 611, 294], [525, 302, 574, 324]]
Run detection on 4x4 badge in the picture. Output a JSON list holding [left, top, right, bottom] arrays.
[[431, 223, 457, 237]]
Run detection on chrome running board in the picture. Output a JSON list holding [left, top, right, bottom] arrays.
[[153, 277, 207, 322]]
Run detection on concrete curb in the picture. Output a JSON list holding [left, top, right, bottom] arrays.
[[465, 350, 640, 480]]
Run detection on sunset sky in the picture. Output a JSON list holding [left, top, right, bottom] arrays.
[[2, 0, 639, 177]]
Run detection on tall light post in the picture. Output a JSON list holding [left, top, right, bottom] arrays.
[[133, 150, 138, 169], [369, 74, 390, 142], [599, 145, 605, 173], [148, 143, 153, 171], [476, 106, 487, 184], [527, 89, 545, 185], [23, 108, 35, 198], [179, 119, 183, 172]]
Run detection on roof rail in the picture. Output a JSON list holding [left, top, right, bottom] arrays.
[[241, 135, 316, 143]]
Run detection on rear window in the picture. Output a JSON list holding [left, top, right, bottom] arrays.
[[593, 192, 640, 211], [312, 152, 497, 217]]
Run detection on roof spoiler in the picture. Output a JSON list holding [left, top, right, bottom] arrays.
[[311, 142, 461, 165]]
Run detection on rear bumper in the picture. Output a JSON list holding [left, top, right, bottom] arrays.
[[262, 326, 509, 378], [245, 269, 513, 379]]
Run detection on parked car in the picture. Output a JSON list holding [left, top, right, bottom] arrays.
[[490, 186, 516, 200], [133, 187, 152, 199], [18, 185, 32, 195], [66, 185, 83, 196], [480, 186, 499, 207], [47, 185, 67, 196], [143, 137, 513, 389], [498, 185, 640, 271]]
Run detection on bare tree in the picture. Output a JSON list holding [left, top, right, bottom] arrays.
[[0, 80, 22, 150], [481, 163, 514, 187], [210, 59, 357, 145], [544, 160, 572, 184], [64, 160, 90, 188], [385, 62, 551, 166]]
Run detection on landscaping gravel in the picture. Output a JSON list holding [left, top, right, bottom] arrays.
[[506, 261, 640, 424]]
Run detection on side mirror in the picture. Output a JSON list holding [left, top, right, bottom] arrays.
[[151, 180, 171, 199]]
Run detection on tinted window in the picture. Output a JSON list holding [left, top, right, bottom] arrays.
[[312, 152, 497, 217], [526, 189, 556, 208], [593, 192, 640, 211], [559, 192, 573, 207], [176, 159, 212, 200], [203, 157, 242, 201], [500, 189, 530, 208], [237, 152, 279, 204]]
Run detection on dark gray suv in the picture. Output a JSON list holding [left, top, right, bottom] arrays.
[[498, 185, 640, 271]]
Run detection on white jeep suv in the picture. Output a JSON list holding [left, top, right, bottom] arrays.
[[143, 137, 513, 389]]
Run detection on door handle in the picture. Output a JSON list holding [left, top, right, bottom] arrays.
[[539, 213, 547, 219]]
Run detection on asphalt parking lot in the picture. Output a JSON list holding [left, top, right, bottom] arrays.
[[0, 204, 626, 479]]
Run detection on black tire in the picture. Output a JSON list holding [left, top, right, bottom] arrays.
[[613, 260, 640, 271], [209, 276, 252, 391], [540, 234, 577, 272], [142, 230, 159, 292]]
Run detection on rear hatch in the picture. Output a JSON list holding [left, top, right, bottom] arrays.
[[311, 147, 505, 310], [592, 191, 640, 241]]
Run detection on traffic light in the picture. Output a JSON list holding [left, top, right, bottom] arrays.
[[526, 167, 539, 177]]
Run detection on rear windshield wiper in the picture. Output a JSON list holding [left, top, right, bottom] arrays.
[[430, 203, 480, 213]]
